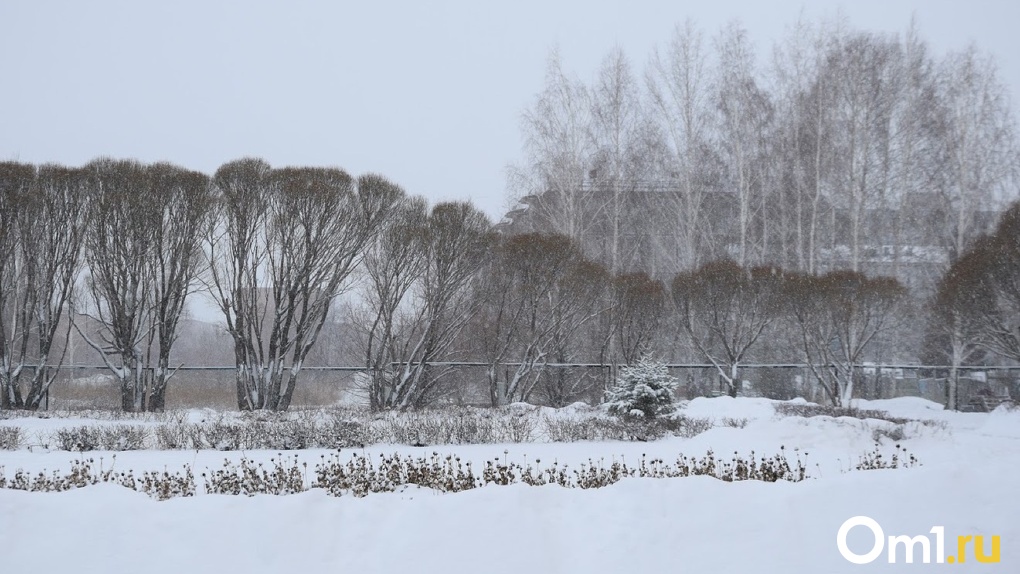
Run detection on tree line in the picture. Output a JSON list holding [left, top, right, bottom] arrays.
[[508, 16, 1019, 291], [0, 158, 401, 412], [2, 156, 1017, 412]]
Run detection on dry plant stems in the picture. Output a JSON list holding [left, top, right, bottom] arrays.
[[0, 446, 918, 499]]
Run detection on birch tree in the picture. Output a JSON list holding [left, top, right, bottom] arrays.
[[931, 45, 1019, 265], [771, 18, 838, 273], [589, 47, 647, 273], [823, 32, 901, 271], [715, 21, 774, 267], [645, 20, 716, 273], [509, 50, 598, 247], [886, 22, 941, 279]]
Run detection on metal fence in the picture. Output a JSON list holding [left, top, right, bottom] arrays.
[[23, 362, 1020, 411]]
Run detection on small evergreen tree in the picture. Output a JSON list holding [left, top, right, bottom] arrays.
[[604, 356, 679, 418]]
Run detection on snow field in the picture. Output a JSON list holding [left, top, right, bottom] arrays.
[[1, 397, 1017, 573]]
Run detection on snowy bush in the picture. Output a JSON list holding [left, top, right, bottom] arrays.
[[660, 414, 714, 438], [320, 415, 370, 449], [604, 357, 679, 419], [154, 419, 205, 450], [381, 410, 490, 445], [0, 427, 21, 450], [544, 417, 628, 442], [773, 402, 908, 424], [494, 409, 538, 443], [54, 425, 149, 451]]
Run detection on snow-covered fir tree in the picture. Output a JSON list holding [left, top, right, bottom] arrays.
[[604, 356, 679, 418]]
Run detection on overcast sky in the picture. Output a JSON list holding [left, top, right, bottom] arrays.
[[2, 0, 1018, 222]]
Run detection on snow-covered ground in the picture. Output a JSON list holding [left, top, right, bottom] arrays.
[[1, 397, 1017, 573]]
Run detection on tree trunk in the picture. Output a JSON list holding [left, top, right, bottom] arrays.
[[1, 377, 25, 409], [277, 371, 298, 411], [149, 372, 167, 413], [24, 368, 54, 411]]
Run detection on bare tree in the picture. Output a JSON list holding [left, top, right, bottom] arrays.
[[922, 235, 994, 409], [645, 19, 716, 273], [76, 159, 157, 412], [588, 47, 648, 273], [508, 50, 599, 247], [0, 162, 36, 408], [714, 21, 774, 267], [360, 196, 428, 411], [371, 202, 493, 409], [931, 45, 1019, 265], [74, 160, 210, 411], [473, 233, 607, 406], [207, 159, 400, 411], [672, 260, 784, 397], [0, 163, 87, 409], [146, 163, 214, 411], [886, 21, 941, 281], [16, 165, 90, 409], [823, 32, 902, 271], [771, 17, 840, 273], [535, 259, 610, 407], [961, 205, 1020, 364], [785, 270, 907, 407], [608, 272, 666, 365]]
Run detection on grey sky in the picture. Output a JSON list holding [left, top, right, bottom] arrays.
[[2, 0, 1018, 222]]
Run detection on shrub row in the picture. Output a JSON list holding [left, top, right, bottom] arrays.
[[6, 401, 941, 452], [773, 402, 910, 424], [0, 445, 920, 500], [0, 456, 195, 500], [15, 408, 721, 451]]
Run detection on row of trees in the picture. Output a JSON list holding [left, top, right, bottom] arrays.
[[312, 228, 911, 410], [0, 159, 404, 412], [0, 156, 905, 411], [1, 156, 1017, 412], [509, 16, 1019, 288]]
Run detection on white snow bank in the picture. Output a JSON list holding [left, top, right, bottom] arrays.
[[853, 397, 946, 419], [679, 396, 777, 422], [976, 406, 1020, 439]]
